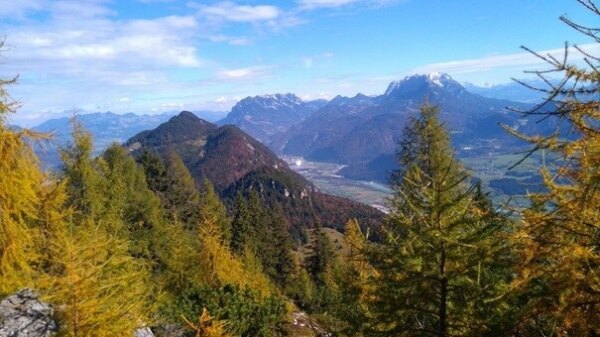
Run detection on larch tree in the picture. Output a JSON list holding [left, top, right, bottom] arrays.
[[504, 1, 600, 334], [44, 218, 154, 337], [332, 219, 370, 337], [366, 104, 511, 337], [163, 149, 202, 228], [0, 72, 43, 295], [199, 179, 232, 244], [60, 121, 107, 222], [101, 144, 166, 260]]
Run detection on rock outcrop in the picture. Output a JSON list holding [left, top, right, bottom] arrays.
[[0, 289, 59, 337]]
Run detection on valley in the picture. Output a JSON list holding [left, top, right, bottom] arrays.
[[282, 156, 392, 213]]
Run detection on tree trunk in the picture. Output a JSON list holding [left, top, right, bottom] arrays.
[[439, 243, 447, 337]]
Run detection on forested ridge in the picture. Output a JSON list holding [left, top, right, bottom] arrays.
[[1, 1, 599, 336]]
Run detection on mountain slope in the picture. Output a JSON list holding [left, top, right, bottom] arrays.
[[126, 111, 384, 233]]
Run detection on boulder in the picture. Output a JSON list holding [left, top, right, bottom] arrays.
[[0, 289, 59, 337]]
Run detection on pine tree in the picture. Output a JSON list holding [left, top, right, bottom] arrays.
[[366, 103, 511, 336], [504, 2, 600, 334], [196, 206, 273, 295], [138, 149, 169, 198]]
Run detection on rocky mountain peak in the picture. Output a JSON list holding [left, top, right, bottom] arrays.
[[384, 72, 464, 97]]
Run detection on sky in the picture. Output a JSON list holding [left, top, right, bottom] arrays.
[[1, 0, 598, 126]]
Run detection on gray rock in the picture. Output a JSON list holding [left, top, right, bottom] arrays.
[[0, 289, 59, 337], [134, 327, 155, 337]]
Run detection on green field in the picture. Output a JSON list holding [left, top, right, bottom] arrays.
[[285, 152, 549, 211]]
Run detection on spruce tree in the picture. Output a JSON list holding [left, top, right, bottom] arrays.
[[265, 203, 295, 288], [138, 149, 169, 197], [366, 103, 511, 336], [231, 192, 252, 254], [305, 223, 336, 288]]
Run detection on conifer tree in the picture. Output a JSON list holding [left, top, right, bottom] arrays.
[[196, 207, 272, 295], [101, 144, 166, 259], [0, 74, 43, 295], [44, 219, 153, 337], [138, 149, 169, 197], [199, 179, 232, 244], [366, 104, 511, 336], [231, 193, 252, 254], [504, 2, 600, 334], [61, 121, 107, 222], [163, 149, 202, 228], [305, 223, 336, 288], [268, 204, 296, 287], [332, 219, 370, 336]]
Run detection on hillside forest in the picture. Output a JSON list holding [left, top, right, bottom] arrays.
[[1, 1, 600, 336]]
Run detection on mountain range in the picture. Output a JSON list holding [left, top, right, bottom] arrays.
[[218, 93, 327, 143], [126, 111, 384, 235], [226, 73, 547, 182], [29, 110, 224, 168], [25, 72, 554, 189]]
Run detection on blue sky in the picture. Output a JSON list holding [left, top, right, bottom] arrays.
[[1, 0, 598, 125]]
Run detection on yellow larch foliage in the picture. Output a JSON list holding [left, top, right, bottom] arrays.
[[183, 308, 232, 337], [507, 4, 600, 333], [196, 214, 273, 296], [0, 74, 48, 295], [43, 218, 154, 337]]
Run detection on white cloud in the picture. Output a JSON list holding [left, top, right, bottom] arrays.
[[0, 0, 45, 18], [217, 66, 273, 80], [411, 43, 600, 75], [209, 34, 253, 46], [299, 0, 358, 9], [297, 0, 398, 10], [196, 1, 280, 22], [7, 13, 203, 79]]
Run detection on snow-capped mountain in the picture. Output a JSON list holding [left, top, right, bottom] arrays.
[[384, 72, 467, 99], [219, 93, 327, 143], [272, 73, 541, 182]]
